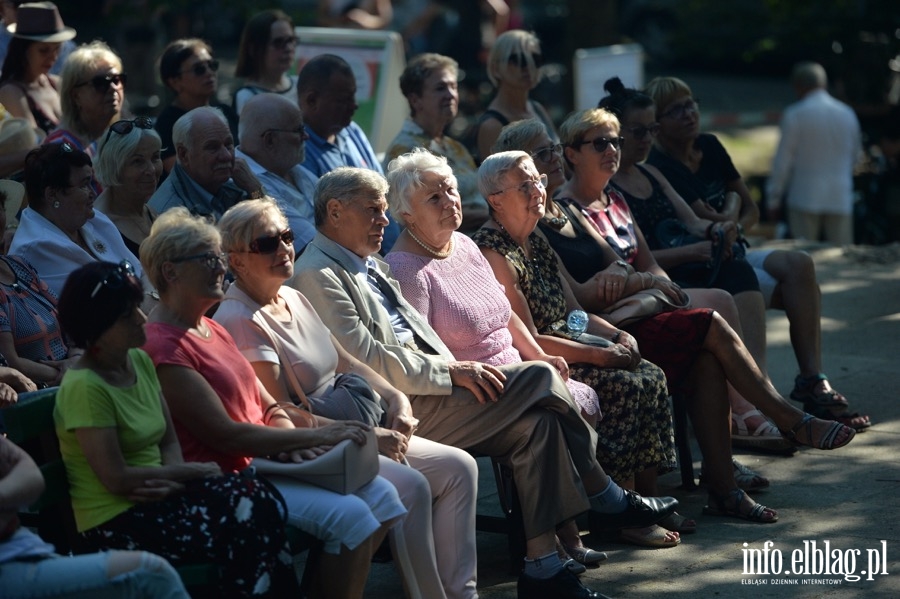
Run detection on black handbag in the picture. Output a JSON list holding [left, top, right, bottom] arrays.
[[654, 218, 747, 287]]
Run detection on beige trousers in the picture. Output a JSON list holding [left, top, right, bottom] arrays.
[[410, 361, 600, 539]]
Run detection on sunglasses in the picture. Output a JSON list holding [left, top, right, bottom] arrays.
[[75, 73, 127, 94], [578, 136, 622, 153], [270, 35, 298, 50], [507, 52, 542, 69], [530, 143, 563, 163], [183, 59, 220, 77], [171, 251, 228, 270], [90, 260, 137, 298], [661, 98, 700, 120], [491, 173, 548, 196], [101, 117, 154, 148], [249, 229, 294, 254], [623, 123, 660, 139]]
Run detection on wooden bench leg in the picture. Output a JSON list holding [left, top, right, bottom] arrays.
[[672, 394, 697, 490]]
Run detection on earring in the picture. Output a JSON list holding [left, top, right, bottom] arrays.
[[52, 201, 60, 208]]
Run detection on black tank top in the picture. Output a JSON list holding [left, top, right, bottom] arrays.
[[537, 200, 606, 283]]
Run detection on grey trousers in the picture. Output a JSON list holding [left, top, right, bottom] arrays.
[[410, 361, 601, 539]]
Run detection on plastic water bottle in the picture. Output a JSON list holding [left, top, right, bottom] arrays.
[[566, 310, 589, 339]]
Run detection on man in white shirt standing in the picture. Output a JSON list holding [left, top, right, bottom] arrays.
[[236, 93, 317, 251], [767, 61, 862, 245]]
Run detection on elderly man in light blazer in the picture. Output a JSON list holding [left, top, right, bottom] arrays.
[[290, 166, 677, 599]]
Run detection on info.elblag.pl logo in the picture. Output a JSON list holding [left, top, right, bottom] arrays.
[[741, 540, 889, 585]]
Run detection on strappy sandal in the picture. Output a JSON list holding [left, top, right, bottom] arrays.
[[658, 512, 697, 534], [790, 374, 871, 431], [699, 458, 769, 491], [731, 409, 797, 454], [703, 488, 778, 523], [779, 413, 856, 450]]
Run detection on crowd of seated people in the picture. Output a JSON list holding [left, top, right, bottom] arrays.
[[0, 3, 866, 598]]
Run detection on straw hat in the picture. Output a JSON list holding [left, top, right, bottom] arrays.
[[7, 2, 76, 43], [0, 117, 44, 155], [0, 179, 25, 226]]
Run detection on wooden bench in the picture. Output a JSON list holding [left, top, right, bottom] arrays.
[[1, 387, 316, 593]]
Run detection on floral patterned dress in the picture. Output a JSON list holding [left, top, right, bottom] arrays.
[[473, 227, 676, 481]]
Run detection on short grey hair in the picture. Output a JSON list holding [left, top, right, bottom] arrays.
[[477, 151, 532, 199], [172, 106, 228, 153], [314, 167, 389, 228], [139, 207, 221, 293], [791, 61, 827, 91], [218, 198, 287, 254], [492, 118, 548, 155], [95, 126, 162, 187], [385, 148, 456, 227]]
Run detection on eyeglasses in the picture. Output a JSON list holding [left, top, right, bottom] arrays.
[[491, 173, 548, 196], [660, 98, 700, 120], [262, 125, 308, 139], [578, 136, 621, 153], [249, 229, 294, 254], [530, 143, 563, 163], [270, 35, 298, 50], [75, 73, 127, 94], [182, 59, 220, 77], [170, 251, 228, 270], [507, 52, 542, 68], [623, 123, 660, 139], [90, 260, 137, 298], [101, 117, 154, 148]]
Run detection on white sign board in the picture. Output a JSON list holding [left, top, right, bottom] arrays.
[[573, 44, 644, 111]]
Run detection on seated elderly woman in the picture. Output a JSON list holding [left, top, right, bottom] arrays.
[[470, 152, 683, 546], [474, 151, 856, 523], [382, 53, 489, 233], [383, 148, 610, 562], [643, 75, 869, 432], [94, 117, 162, 255], [139, 207, 406, 599], [9, 144, 150, 302], [53, 261, 300, 598], [1, 435, 191, 599], [44, 41, 125, 168], [215, 198, 479, 599], [0, 181, 77, 387]]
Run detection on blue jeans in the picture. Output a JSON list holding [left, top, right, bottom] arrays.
[[0, 550, 188, 599]]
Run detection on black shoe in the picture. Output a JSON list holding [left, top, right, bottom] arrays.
[[588, 489, 678, 532], [518, 568, 610, 599]]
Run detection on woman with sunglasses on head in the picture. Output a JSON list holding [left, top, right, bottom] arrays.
[[43, 41, 125, 169], [155, 38, 238, 174], [53, 260, 302, 599], [473, 30, 558, 164], [232, 9, 300, 115], [140, 207, 406, 599], [8, 144, 151, 304], [643, 76, 870, 433], [94, 117, 162, 256]]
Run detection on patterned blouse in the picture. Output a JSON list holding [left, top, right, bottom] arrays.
[[0, 255, 68, 361]]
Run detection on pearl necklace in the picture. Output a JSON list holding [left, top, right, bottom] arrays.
[[406, 229, 453, 259]]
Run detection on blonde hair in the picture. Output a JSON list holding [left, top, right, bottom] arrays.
[[218, 198, 287, 254], [139, 207, 221, 293], [60, 41, 123, 137], [487, 30, 542, 88], [643, 76, 693, 120]]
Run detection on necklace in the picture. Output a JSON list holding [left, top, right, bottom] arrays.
[[542, 202, 569, 230], [406, 228, 453, 259]]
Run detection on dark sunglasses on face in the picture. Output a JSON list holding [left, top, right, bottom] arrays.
[[170, 251, 228, 270], [661, 98, 700, 120], [578, 136, 622, 153], [75, 73, 127, 94], [507, 52, 542, 69], [530, 143, 563, 163], [90, 260, 137, 298], [270, 35, 298, 50], [101, 116, 154, 148], [183, 59, 220, 77], [249, 229, 294, 254], [624, 123, 660, 139]]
